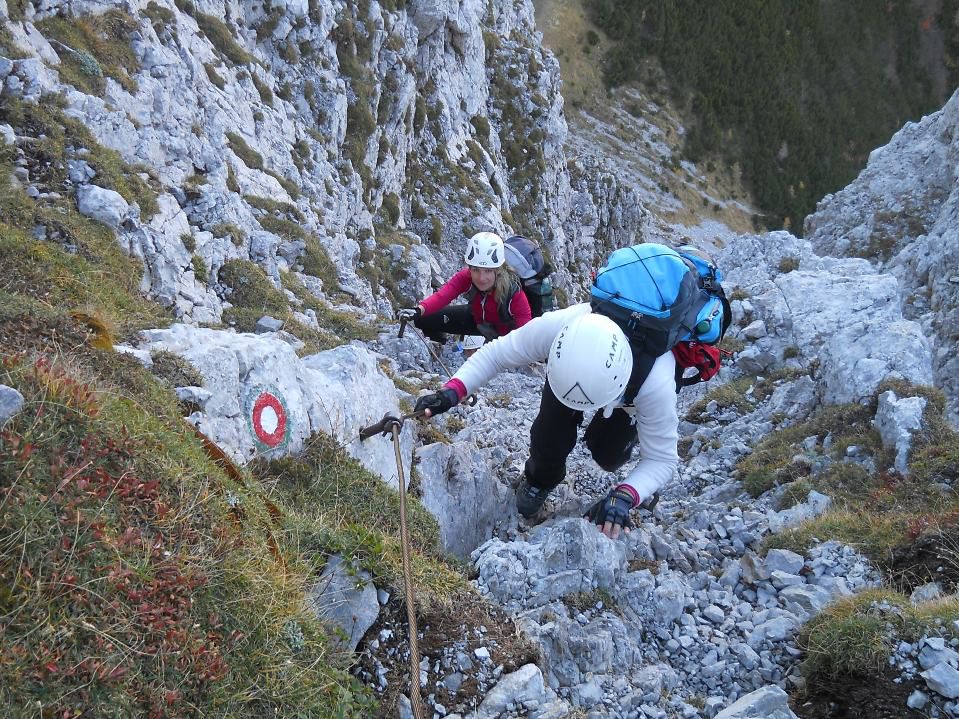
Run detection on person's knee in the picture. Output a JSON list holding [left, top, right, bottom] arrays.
[[588, 434, 638, 472]]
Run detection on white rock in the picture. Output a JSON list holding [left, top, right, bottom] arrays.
[[921, 661, 959, 698], [874, 390, 927, 474], [0, 384, 24, 425], [76, 184, 129, 228], [713, 685, 798, 718]]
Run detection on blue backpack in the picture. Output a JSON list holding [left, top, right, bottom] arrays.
[[591, 243, 730, 393]]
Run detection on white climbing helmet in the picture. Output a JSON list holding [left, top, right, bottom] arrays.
[[464, 232, 505, 268], [462, 335, 486, 351], [546, 313, 632, 411]]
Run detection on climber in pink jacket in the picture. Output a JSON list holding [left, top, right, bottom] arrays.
[[398, 232, 532, 342]]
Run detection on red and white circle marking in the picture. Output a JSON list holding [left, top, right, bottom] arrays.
[[251, 392, 287, 447]]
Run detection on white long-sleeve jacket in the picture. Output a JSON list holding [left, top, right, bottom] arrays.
[[444, 303, 679, 501]]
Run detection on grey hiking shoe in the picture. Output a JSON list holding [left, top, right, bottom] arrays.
[[516, 477, 549, 518]]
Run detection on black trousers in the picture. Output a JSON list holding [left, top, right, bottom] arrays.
[[524, 380, 638, 491], [415, 305, 494, 341]]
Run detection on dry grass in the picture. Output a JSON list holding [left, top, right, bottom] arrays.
[[800, 588, 959, 682]]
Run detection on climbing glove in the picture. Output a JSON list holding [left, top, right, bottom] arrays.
[[398, 307, 421, 322], [414, 388, 459, 417], [584, 486, 636, 539]]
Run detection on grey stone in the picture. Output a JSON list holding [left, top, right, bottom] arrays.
[[254, 315, 285, 333], [713, 685, 797, 718], [778, 584, 833, 617], [748, 616, 798, 648], [0, 384, 24, 425], [911, 582, 944, 604], [921, 661, 959, 698], [919, 637, 959, 670], [472, 664, 546, 719], [764, 549, 805, 575], [907, 690, 929, 709], [0, 384, 24, 427], [307, 555, 379, 652], [75, 184, 129, 228], [174, 386, 212, 408], [703, 605, 726, 624], [874, 391, 926, 474], [68, 159, 96, 184], [416, 441, 515, 559]]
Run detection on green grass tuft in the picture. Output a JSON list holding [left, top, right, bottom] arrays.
[[37, 10, 140, 96]]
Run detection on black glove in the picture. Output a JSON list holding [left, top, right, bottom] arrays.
[[584, 486, 636, 538], [414, 388, 459, 416], [398, 307, 421, 322]]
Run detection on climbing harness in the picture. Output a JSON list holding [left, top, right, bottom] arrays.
[[359, 410, 427, 719]]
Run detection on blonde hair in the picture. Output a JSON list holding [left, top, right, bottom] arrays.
[[492, 265, 519, 304]]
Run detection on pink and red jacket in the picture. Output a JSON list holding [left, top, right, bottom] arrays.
[[420, 268, 532, 337]]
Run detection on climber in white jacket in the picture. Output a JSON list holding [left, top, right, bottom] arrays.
[[414, 302, 679, 539]]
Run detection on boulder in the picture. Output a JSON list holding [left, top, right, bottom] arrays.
[[136, 326, 413, 484], [416, 441, 516, 558], [76, 184, 129, 228]]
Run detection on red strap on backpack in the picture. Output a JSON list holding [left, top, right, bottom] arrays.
[[672, 342, 726, 387]]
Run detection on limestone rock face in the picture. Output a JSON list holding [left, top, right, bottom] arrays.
[[720, 233, 933, 405], [1, 0, 644, 328], [804, 87, 959, 419]]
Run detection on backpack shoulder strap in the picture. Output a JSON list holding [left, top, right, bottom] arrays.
[[495, 277, 521, 328], [622, 348, 658, 405]]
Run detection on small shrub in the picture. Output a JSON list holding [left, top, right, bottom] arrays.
[[258, 215, 306, 241], [411, 197, 427, 220], [302, 238, 338, 289], [244, 194, 304, 220], [194, 10, 254, 65], [429, 215, 443, 245], [191, 254, 208, 283], [265, 170, 301, 200], [226, 163, 241, 193], [226, 131, 264, 171], [778, 256, 800, 274], [381, 193, 401, 226], [37, 10, 140, 95], [150, 348, 205, 387], [470, 114, 491, 140], [799, 590, 910, 680], [281, 41, 300, 64], [210, 223, 246, 246], [294, 139, 311, 159], [256, 8, 284, 42], [218, 259, 288, 315], [252, 73, 274, 105], [180, 232, 196, 252], [143, 1, 176, 26], [204, 62, 226, 89]]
